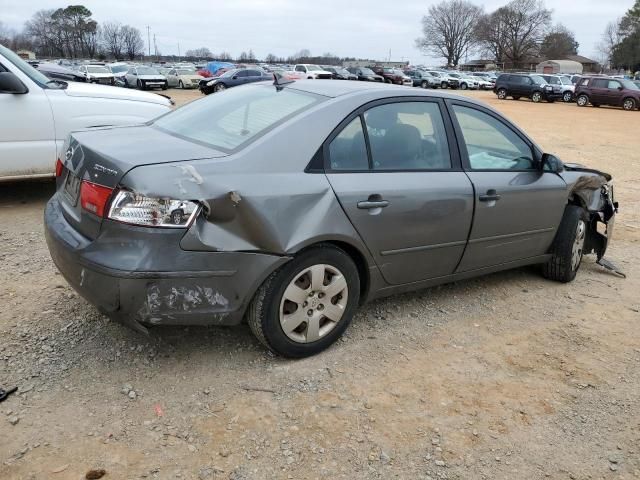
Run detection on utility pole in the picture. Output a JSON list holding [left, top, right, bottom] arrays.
[[146, 26, 151, 58], [178, 42, 180, 59], [153, 34, 158, 61]]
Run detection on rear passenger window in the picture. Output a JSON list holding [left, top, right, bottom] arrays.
[[363, 102, 451, 170], [328, 117, 369, 170], [592, 79, 607, 88], [607, 80, 621, 89], [453, 105, 535, 170]]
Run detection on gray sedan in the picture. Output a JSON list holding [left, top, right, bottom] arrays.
[[45, 79, 618, 358]]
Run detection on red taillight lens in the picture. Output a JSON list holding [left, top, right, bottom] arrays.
[[80, 180, 113, 217], [55, 158, 64, 177]]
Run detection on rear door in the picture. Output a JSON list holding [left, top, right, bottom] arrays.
[[448, 101, 567, 271], [605, 79, 623, 106], [325, 98, 474, 285], [589, 78, 609, 104]]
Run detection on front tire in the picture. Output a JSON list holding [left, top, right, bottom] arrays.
[[421, 80, 428, 89], [441, 81, 448, 89], [178, 80, 184, 89], [214, 83, 226, 92], [531, 91, 542, 103], [542, 205, 587, 283], [563, 91, 573, 103], [497, 88, 507, 99], [137, 79, 145, 90], [248, 245, 360, 358], [622, 98, 636, 111], [460, 82, 468, 90]]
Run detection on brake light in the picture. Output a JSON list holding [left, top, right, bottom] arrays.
[[80, 180, 113, 217], [55, 158, 64, 177]]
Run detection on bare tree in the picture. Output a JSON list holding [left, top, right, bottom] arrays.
[[185, 47, 212, 58], [596, 19, 622, 67], [476, 0, 551, 68], [415, 0, 483, 67], [101, 22, 123, 59], [0, 21, 12, 45], [120, 25, 144, 60]]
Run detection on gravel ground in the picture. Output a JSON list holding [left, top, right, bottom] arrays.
[[1, 88, 639, 480]]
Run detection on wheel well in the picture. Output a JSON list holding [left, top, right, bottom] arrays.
[[300, 241, 370, 305], [622, 96, 636, 104]]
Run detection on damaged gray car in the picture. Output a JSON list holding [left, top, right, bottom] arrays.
[[45, 79, 618, 357]]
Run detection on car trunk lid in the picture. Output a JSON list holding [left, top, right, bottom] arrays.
[[57, 124, 227, 240]]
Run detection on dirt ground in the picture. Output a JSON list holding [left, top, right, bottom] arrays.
[[1, 88, 639, 480]]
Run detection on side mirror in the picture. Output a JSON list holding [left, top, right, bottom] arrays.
[[541, 153, 564, 174], [618, 86, 623, 91], [232, 75, 238, 80], [0, 72, 29, 94]]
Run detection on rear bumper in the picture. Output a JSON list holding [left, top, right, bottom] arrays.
[[44, 194, 289, 331]]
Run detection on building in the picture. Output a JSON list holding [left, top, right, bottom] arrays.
[[565, 55, 599, 73], [17, 50, 36, 60], [536, 59, 583, 74], [459, 59, 496, 71]]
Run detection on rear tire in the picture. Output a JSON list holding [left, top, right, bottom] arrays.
[[576, 94, 589, 106], [542, 205, 588, 283], [248, 245, 360, 358]]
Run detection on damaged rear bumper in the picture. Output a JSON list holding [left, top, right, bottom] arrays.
[[44, 195, 289, 332]]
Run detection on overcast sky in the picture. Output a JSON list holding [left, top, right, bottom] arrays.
[[0, 0, 633, 63]]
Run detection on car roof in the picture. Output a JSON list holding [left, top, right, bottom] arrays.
[[280, 79, 489, 106]]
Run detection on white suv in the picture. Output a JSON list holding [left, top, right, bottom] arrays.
[[294, 64, 333, 79], [0, 44, 171, 181]]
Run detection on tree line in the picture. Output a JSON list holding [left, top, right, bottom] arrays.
[[597, 0, 640, 71], [0, 5, 145, 60], [415, 0, 580, 69]]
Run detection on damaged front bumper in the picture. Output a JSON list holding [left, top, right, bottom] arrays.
[[580, 182, 618, 262], [44, 194, 289, 332]]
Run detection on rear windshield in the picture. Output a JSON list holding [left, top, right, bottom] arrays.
[[154, 85, 324, 151]]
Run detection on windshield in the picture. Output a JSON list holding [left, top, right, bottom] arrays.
[[220, 69, 239, 78], [360, 68, 375, 75], [154, 85, 323, 152], [110, 65, 128, 73], [530, 75, 546, 85], [137, 67, 160, 75], [306, 65, 325, 72], [560, 77, 572, 85], [177, 69, 195, 75], [0, 43, 53, 87], [87, 66, 110, 74], [621, 79, 639, 90]]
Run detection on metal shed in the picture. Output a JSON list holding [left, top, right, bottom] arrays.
[[536, 60, 583, 74]]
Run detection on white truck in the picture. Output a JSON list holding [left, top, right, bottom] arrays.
[[0, 44, 172, 181]]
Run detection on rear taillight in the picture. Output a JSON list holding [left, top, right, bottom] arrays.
[[80, 181, 113, 217], [55, 158, 64, 177]]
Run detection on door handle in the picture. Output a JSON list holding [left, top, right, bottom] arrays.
[[357, 199, 390, 209], [479, 189, 501, 202]]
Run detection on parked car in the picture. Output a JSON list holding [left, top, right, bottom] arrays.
[[427, 71, 459, 89], [540, 74, 575, 102], [107, 62, 129, 86], [294, 64, 333, 79], [323, 66, 357, 80], [0, 44, 171, 181], [199, 68, 272, 94], [405, 70, 439, 88], [372, 67, 413, 86], [36, 62, 87, 83], [45, 79, 617, 358], [470, 74, 494, 90], [165, 68, 203, 89], [347, 67, 384, 82], [447, 73, 479, 90], [575, 77, 640, 111], [124, 66, 168, 90], [493, 73, 559, 102], [77, 64, 115, 85]]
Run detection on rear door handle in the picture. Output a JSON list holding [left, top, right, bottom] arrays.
[[357, 200, 390, 209], [479, 189, 501, 202]]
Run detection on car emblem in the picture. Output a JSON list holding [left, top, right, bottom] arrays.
[[65, 146, 75, 161]]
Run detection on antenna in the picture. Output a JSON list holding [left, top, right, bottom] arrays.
[[273, 72, 295, 91]]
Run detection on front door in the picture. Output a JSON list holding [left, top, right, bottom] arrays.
[[0, 61, 55, 178], [325, 99, 475, 285], [448, 101, 567, 272]]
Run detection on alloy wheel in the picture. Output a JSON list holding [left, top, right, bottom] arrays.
[[497, 89, 507, 99], [563, 92, 572, 102], [279, 264, 348, 344], [571, 220, 586, 271], [577, 95, 588, 107], [532, 92, 542, 103], [623, 98, 635, 111]]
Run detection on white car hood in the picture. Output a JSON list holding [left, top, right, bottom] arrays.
[[64, 82, 171, 106], [88, 73, 114, 78]]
